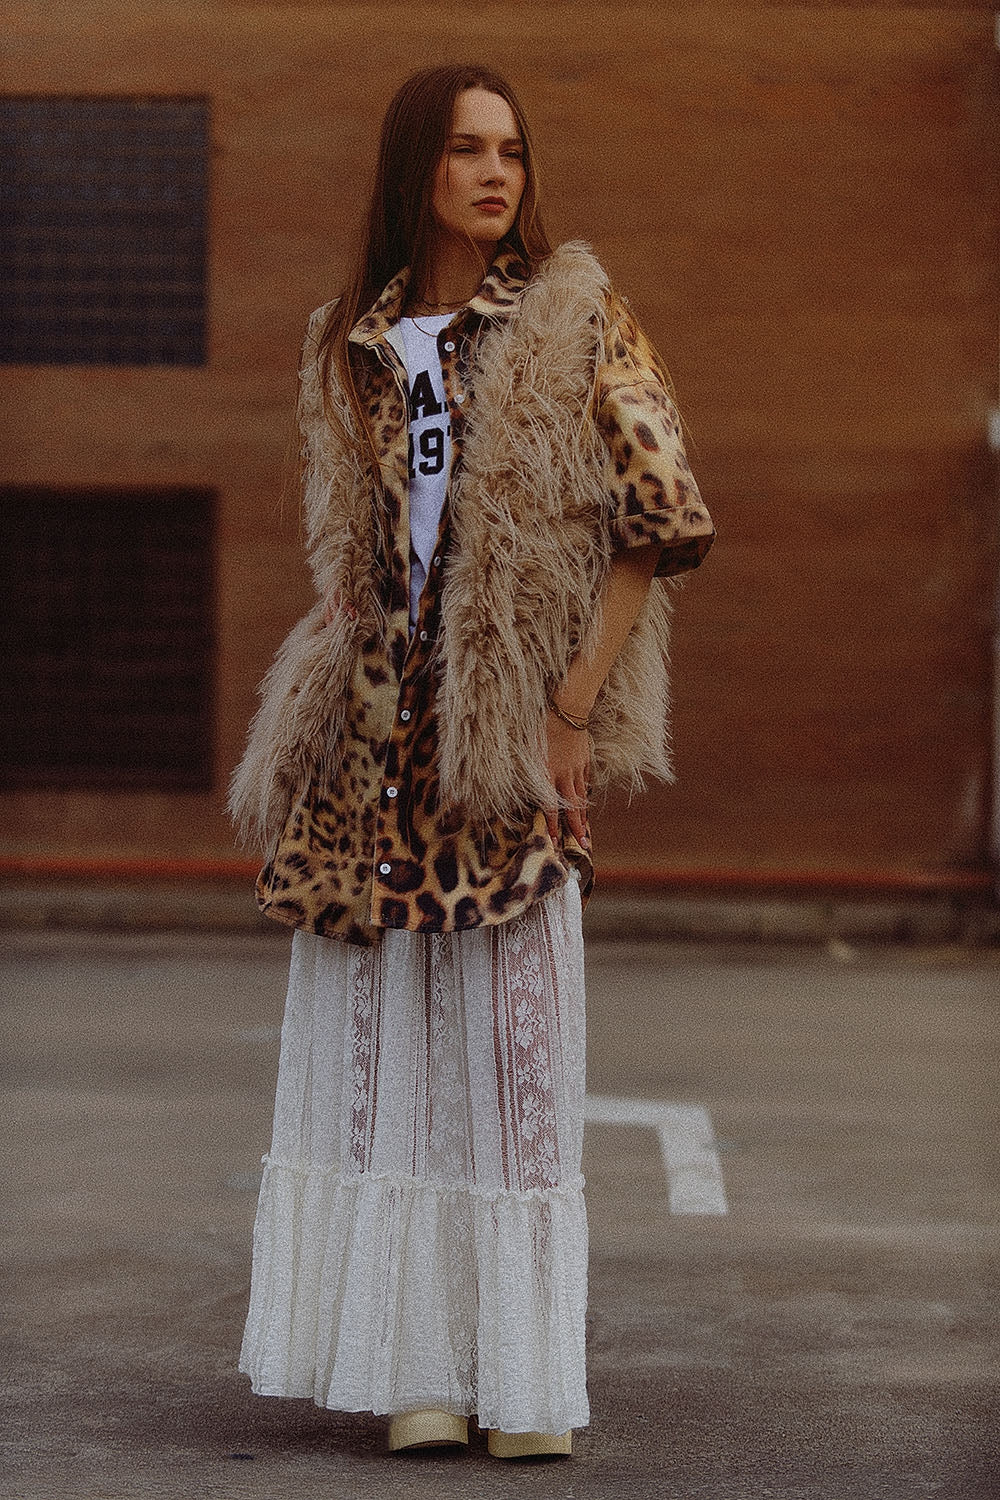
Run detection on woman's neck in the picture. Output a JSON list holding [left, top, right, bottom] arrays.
[[411, 235, 497, 311]]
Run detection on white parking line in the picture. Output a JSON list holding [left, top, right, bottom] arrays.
[[585, 1094, 729, 1215]]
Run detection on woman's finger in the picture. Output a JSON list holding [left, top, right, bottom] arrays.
[[566, 761, 592, 844], [553, 768, 579, 844], [565, 803, 587, 843]]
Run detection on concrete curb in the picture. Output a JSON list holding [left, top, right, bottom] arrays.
[[1, 880, 998, 945], [587, 891, 1000, 946]]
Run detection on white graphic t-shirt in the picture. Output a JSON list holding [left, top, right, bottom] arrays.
[[397, 313, 454, 629]]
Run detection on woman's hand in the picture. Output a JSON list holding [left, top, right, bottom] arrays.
[[540, 544, 661, 850], [544, 707, 591, 849]]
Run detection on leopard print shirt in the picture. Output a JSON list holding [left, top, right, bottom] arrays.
[[256, 250, 714, 945]]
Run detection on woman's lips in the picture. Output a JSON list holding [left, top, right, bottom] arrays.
[[474, 199, 508, 212]]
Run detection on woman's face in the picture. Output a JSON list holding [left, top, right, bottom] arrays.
[[430, 88, 526, 253]]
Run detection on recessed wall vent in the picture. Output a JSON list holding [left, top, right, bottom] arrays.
[[0, 486, 215, 789], [0, 95, 208, 365]]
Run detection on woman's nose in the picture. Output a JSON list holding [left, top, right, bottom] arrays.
[[480, 152, 506, 183]]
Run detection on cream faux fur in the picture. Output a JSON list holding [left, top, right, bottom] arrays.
[[229, 242, 676, 847]]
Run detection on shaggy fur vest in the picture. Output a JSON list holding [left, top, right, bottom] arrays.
[[230, 243, 675, 849]]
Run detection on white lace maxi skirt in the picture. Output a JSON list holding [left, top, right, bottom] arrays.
[[239, 872, 589, 1434]]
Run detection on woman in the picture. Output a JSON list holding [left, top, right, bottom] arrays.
[[232, 63, 713, 1460]]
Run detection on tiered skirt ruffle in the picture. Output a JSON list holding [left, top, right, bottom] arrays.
[[239, 872, 590, 1433]]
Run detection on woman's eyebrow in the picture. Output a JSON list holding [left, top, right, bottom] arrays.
[[449, 131, 523, 147]]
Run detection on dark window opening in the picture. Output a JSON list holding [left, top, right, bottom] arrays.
[[0, 487, 215, 790], [0, 95, 208, 365]]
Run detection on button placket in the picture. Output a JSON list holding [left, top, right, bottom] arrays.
[[369, 312, 463, 916], [375, 790, 400, 888], [439, 326, 469, 428]]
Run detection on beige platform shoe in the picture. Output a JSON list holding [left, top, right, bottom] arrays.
[[387, 1409, 470, 1452], [487, 1429, 573, 1459]]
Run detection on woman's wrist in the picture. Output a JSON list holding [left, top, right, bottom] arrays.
[[547, 693, 593, 732]]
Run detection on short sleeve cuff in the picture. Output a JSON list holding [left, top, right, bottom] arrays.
[[608, 510, 716, 575], [653, 528, 716, 577]]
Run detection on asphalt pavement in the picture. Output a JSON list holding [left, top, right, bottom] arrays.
[[3, 923, 997, 1499]]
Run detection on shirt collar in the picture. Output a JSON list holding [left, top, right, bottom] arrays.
[[348, 246, 532, 346]]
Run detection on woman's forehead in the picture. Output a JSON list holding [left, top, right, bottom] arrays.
[[450, 88, 521, 141]]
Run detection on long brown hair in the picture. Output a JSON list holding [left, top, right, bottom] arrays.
[[316, 64, 551, 486]]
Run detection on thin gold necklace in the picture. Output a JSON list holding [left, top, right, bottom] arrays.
[[406, 300, 464, 337]]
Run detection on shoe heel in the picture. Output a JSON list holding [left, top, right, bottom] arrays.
[[388, 1409, 469, 1451], [487, 1429, 572, 1459]]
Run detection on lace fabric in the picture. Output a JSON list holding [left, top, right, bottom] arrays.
[[239, 873, 589, 1433]]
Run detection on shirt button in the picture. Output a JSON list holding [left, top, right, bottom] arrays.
[[386, 786, 398, 799], [419, 629, 429, 641], [400, 708, 411, 722], [455, 391, 466, 404], [443, 340, 456, 352], [378, 862, 391, 876], [432, 555, 441, 567]]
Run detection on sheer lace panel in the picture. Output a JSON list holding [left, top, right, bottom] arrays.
[[240, 874, 589, 1432]]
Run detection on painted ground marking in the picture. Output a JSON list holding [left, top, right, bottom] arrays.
[[585, 1094, 729, 1215]]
